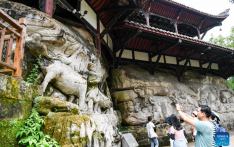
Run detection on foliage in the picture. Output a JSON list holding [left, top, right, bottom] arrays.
[[209, 27, 234, 49], [209, 27, 234, 90], [27, 55, 42, 84], [118, 126, 129, 132], [16, 108, 59, 147], [227, 77, 234, 91]]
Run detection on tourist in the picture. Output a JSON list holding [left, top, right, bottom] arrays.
[[210, 112, 218, 147], [165, 114, 187, 147], [176, 104, 213, 147], [146, 116, 159, 147], [191, 111, 198, 141]]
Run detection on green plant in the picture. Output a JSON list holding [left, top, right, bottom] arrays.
[[27, 55, 42, 84], [16, 108, 59, 147], [118, 126, 129, 132]]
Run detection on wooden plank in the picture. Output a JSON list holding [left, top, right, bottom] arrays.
[[0, 9, 22, 30], [4, 36, 17, 41], [0, 22, 20, 37], [0, 61, 16, 70], [0, 69, 13, 73], [5, 33, 14, 64], [13, 18, 27, 77], [0, 27, 6, 61], [0, 28, 17, 35]]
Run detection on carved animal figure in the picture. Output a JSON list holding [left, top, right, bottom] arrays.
[[86, 87, 113, 111], [40, 59, 87, 110]]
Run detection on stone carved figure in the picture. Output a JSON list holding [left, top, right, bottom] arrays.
[[0, 1, 121, 146]]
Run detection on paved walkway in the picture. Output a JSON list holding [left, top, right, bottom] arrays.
[[163, 130, 234, 147]]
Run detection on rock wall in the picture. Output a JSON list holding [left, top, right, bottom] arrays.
[[108, 64, 234, 146], [0, 1, 122, 146], [0, 74, 42, 146]]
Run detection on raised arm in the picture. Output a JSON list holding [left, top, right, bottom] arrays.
[[176, 104, 194, 126]]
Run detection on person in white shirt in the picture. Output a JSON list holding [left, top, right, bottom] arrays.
[[146, 116, 159, 147]]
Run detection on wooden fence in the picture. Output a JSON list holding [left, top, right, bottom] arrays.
[[0, 9, 27, 79]]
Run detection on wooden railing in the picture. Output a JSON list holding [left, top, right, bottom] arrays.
[[0, 9, 27, 79]]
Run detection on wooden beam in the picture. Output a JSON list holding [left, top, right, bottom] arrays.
[[0, 22, 20, 37], [151, 39, 182, 58], [178, 47, 211, 62], [0, 69, 13, 73], [0, 9, 22, 30], [0, 61, 17, 70], [101, 10, 126, 39], [152, 53, 162, 75], [201, 52, 233, 65], [223, 64, 234, 78], [180, 58, 190, 76], [13, 18, 27, 78], [99, 6, 141, 12], [115, 29, 142, 68], [201, 30, 208, 40], [197, 28, 201, 39], [203, 61, 213, 75]]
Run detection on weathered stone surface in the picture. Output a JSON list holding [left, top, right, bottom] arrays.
[[34, 96, 79, 115], [0, 74, 42, 146], [108, 64, 234, 146], [0, 74, 42, 121]]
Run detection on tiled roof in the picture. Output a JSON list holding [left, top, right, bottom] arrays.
[[156, 0, 230, 18], [124, 20, 234, 52]]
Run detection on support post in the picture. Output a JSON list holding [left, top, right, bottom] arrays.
[[13, 18, 27, 79], [174, 21, 178, 34], [148, 52, 153, 74], [44, 0, 54, 16], [5, 33, 14, 64], [197, 28, 201, 39], [0, 27, 6, 61], [97, 12, 101, 53], [132, 50, 135, 62], [144, 11, 150, 26]]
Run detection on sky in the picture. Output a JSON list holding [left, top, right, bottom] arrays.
[[173, 0, 234, 41]]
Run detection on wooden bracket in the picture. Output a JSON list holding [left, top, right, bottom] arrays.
[[115, 29, 142, 68]]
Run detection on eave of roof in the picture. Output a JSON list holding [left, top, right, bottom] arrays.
[[149, 0, 230, 19], [120, 20, 234, 52]]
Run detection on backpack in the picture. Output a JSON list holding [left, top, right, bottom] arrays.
[[211, 121, 226, 133]]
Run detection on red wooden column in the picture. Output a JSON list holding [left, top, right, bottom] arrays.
[[96, 12, 101, 53], [13, 18, 27, 79], [44, 0, 54, 17]]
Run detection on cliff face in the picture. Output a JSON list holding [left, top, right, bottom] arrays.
[[0, 0, 121, 146], [0, 0, 234, 147], [108, 64, 234, 145]]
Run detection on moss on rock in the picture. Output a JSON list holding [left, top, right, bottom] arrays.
[[0, 120, 25, 147]]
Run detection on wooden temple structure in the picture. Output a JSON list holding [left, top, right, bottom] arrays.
[[12, 0, 233, 82]]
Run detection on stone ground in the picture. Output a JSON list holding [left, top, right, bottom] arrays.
[[163, 130, 234, 147]]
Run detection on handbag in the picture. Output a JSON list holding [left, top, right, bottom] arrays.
[[149, 128, 158, 138]]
